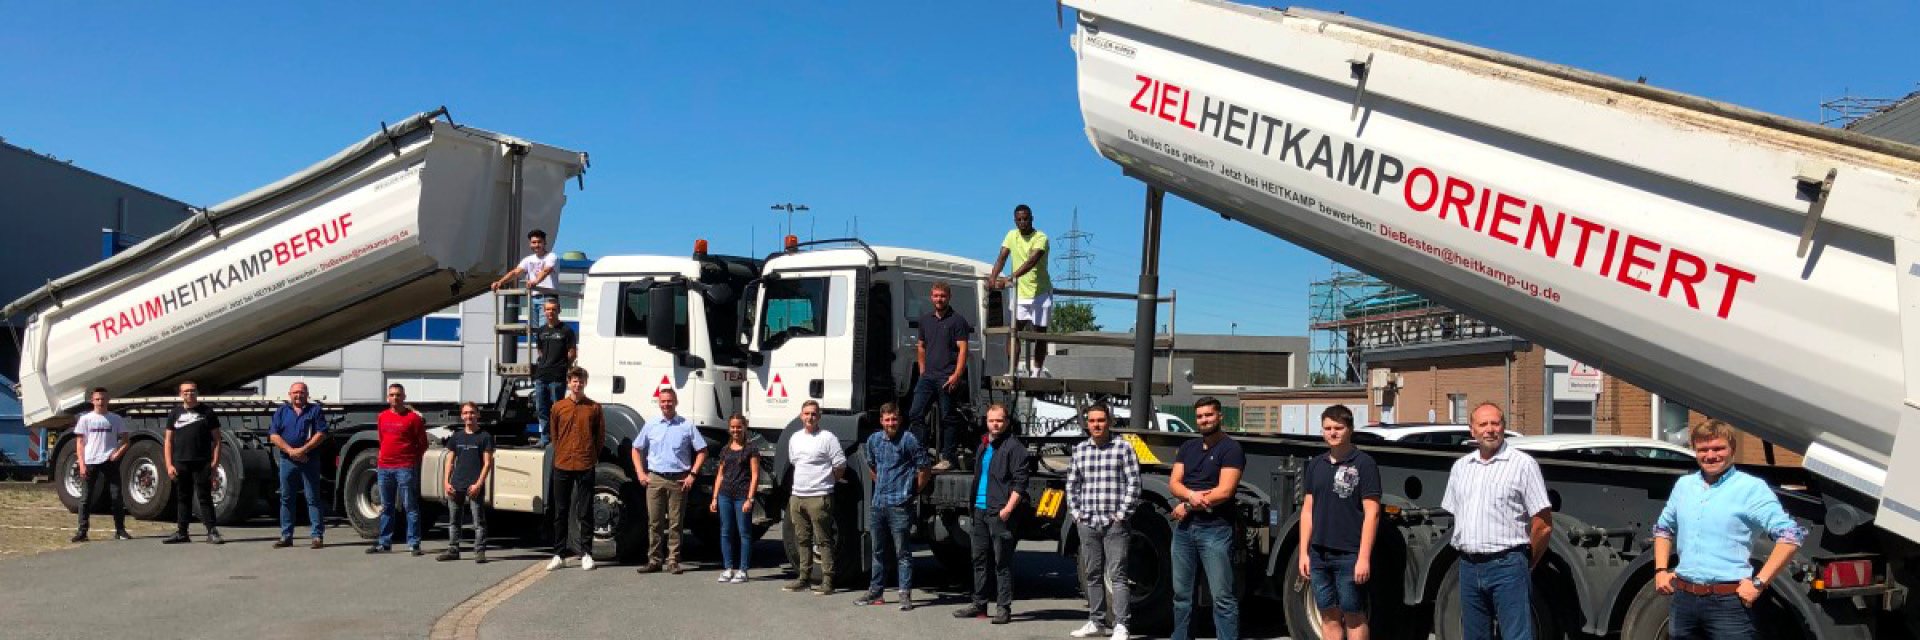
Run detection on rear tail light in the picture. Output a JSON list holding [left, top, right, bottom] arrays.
[[1814, 558, 1876, 590]]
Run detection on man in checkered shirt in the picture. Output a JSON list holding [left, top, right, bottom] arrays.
[[1066, 403, 1141, 639]]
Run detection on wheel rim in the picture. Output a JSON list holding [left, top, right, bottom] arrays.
[[354, 467, 382, 521], [1295, 574, 1327, 637], [63, 459, 83, 498], [130, 459, 160, 505], [211, 465, 230, 506], [592, 487, 621, 540]]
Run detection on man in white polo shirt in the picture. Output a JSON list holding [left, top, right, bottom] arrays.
[[785, 400, 847, 595], [1441, 403, 1553, 640]]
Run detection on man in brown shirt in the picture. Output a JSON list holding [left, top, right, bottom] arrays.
[[546, 367, 605, 571]]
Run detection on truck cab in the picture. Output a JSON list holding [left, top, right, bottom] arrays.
[[574, 249, 760, 431]]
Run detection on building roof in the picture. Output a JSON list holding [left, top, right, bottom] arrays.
[[1846, 90, 1920, 145]]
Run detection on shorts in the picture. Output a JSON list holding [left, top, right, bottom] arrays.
[[1309, 545, 1368, 614], [1015, 291, 1053, 327]]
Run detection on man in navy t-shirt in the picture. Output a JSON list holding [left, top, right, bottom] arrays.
[[1297, 404, 1381, 640], [1169, 397, 1245, 640]]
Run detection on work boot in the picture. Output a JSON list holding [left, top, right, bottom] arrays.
[[475, 549, 489, 564], [634, 561, 660, 574], [114, 530, 133, 541], [667, 561, 683, 575], [992, 607, 1012, 625], [70, 532, 88, 543], [953, 604, 988, 619], [784, 579, 811, 592], [438, 549, 461, 562], [311, 538, 324, 549], [274, 538, 294, 548]]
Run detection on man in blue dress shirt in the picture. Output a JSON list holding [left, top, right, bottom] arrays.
[[1653, 419, 1806, 639]]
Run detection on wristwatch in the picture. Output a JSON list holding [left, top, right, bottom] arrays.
[[1748, 575, 1768, 590]]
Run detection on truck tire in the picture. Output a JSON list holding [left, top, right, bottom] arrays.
[[122, 440, 173, 520], [595, 463, 647, 563], [1282, 537, 1422, 639], [781, 491, 866, 588], [1432, 561, 1562, 640], [53, 439, 85, 514], [1619, 579, 1669, 640], [1127, 502, 1176, 634], [209, 444, 255, 525], [931, 510, 972, 581], [342, 450, 382, 539]]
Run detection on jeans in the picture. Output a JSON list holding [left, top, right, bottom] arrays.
[[278, 456, 325, 540], [970, 508, 1017, 609], [1079, 519, 1132, 627], [906, 376, 964, 462], [869, 504, 913, 594], [173, 461, 218, 534], [531, 379, 566, 444], [1458, 547, 1533, 640], [1171, 522, 1237, 640], [1670, 591, 1756, 640], [551, 468, 594, 558], [447, 489, 488, 552], [717, 493, 753, 570], [792, 495, 836, 584], [77, 461, 126, 533], [375, 467, 421, 548], [1309, 545, 1367, 614]]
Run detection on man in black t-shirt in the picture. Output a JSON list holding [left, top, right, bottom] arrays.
[[441, 403, 495, 563], [907, 282, 973, 470], [1169, 397, 1245, 640], [1297, 405, 1381, 639], [162, 381, 223, 545], [531, 299, 577, 447]]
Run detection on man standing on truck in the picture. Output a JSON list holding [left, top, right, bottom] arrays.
[[1652, 419, 1806, 639], [952, 403, 1029, 625], [530, 298, 577, 447], [270, 382, 329, 549], [785, 400, 847, 595], [1297, 404, 1381, 640], [908, 281, 972, 471], [1441, 403, 1552, 640], [72, 387, 131, 543], [440, 402, 495, 564], [550, 367, 606, 572], [632, 386, 702, 575], [1066, 403, 1139, 639], [491, 228, 560, 301], [855, 402, 931, 609], [1168, 396, 1244, 640], [370, 384, 428, 556], [988, 204, 1052, 378], [163, 381, 223, 545]]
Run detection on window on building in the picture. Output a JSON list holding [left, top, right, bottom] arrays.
[[1448, 393, 1468, 424], [1656, 397, 1692, 446], [387, 306, 461, 343], [384, 373, 460, 403], [1551, 399, 1595, 434]]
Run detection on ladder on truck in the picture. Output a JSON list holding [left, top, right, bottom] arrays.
[[987, 283, 1177, 435], [491, 286, 576, 378]]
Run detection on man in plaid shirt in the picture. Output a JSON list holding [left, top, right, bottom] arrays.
[[1066, 403, 1141, 639]]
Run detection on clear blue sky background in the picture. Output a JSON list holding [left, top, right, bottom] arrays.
[[3, 1, 1913, 337]]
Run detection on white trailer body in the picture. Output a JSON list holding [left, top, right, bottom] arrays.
[[6, 113, 587, 428], [1066, 0, 1920, 542]]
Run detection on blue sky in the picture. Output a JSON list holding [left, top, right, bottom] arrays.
[[3, 1, 1914, 337]]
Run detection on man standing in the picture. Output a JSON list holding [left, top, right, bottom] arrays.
[[1066, 403, 1140, 639], [631, 386, 702, 575], [988, 204, 1052, 377], [269, 382, 329, 549], [72, 387, 131, 543], [1441, 403, 1553, 640], [1654, 419, 1806, 639], [907, 282, 972, 471], [371, 384, 428, 556], [550, 368, 607, 571], [785, 400, 848, 595], [856, 403, 931, 609], [529, 299, 576, 447], [441, 402, 496, 564], [1168, 397, 1244, 640], [1297, 405, 1381, 640], [491, 229, 560, 299], [162, 381, 223, 545], [952, 403, 1029, 625]]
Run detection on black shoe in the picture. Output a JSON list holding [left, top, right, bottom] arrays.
[[953, 604, 988, 619], [70, 532, 88, 543], [273, 538, 294, 548], [854, 592, 885, 606], [475, 550, 488, 564], [438, 549, 460, 562], [162, 532, 190, 544], [898, 592, 914, 611], [207, 532, 225, 545], [411, 546, 424, 557], [365, 545, 389, 554], [991, 607, 1012, 625], [114, 530, 133, 541]]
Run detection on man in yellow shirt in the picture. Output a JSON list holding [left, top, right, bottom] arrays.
[[989, 204, 1052, 377]]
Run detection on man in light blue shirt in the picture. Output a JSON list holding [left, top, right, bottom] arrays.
[[1653, 419, 1805, 640], [630, 388, 707, 574]]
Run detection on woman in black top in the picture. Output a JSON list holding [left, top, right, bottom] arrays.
[[710, 414, 760, 583]]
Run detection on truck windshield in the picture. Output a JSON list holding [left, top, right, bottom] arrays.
[[759, 277, 830, 347]]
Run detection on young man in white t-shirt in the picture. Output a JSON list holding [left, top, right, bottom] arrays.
[[491, 229, 561, 333], [72, 387, 132, 542]]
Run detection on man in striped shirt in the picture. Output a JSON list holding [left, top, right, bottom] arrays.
[[1066, 403, 1140, 639], [1441, 403, 1553, 640]]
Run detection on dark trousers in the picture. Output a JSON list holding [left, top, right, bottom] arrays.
[[1458, 547, 1533, 640], [447, 490, 489, 552], [172, 461, 218, 534], [970, 508, 1016, 610], [907, 376, 965, 461], [77, 461, 126, 533], [1670, 591, 1757, 640], [550, 468, 594, 558]]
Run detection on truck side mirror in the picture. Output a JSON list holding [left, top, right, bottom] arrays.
[[647, 286, 687, 353]]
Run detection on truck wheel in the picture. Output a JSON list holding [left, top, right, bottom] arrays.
[[53, 440, 85, 514], [1620, 579, 1670, 640], [342, 450, 382, 539], [123, 441, 172, 520], [209, 444, 255, 525], [1432, 562, 1562, 640], [930, 510, 972, 581], [1127, 503, 1176, 634], [594, 463, 647, 563], [1283, 538, 1422, 639]]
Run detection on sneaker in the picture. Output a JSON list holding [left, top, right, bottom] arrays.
[[114, 530, 133, 541], [667, 561, 683, 575], [311, 539, 324, 549], [273, 538, 294, 548], [814, 584, 835, 596], [731, 570, 748, 584], [953, 604, 988, 619], [475, 550, 488, 564], [581, 554, 596, 571], [635, 562, 661, 574], [438, 549, 461, 562], [784, 579, 811, 592], [718, 569, 736, 583], [854, 592, 885, 606], [1071, 621, 1107, 638], [932, 459, 954, 471], [207, 532, 226, 545], [365, 545, 389, 554], [1110, 624, 1130, 639], [70, 532, 88, 543], [992, 607, 1012, 625], [410, 546, 423, 557], [546, 555, 566, 571], [898, 592, 914, 611], [162, 532, 190, 544]]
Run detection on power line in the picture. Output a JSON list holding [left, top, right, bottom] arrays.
[[1057, 207, 1096, 304]]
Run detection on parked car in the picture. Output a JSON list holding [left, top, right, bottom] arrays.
[[1507, 433, 1696, 462], [1354, 422, 1522, 447]]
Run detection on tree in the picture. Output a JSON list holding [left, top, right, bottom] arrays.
[[1049, 301, 1102, 334]]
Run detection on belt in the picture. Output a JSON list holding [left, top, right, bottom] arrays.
[[1674, 578, 1743, 596], [650, 470, 690, 479], [1460, 545, 1529, 563]]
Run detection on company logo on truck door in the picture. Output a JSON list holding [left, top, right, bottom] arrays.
[[88, 213, 355, 343], [1128, 74, 1758, 320]]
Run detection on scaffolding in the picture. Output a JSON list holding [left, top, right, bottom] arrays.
[[1822, 90, 1920, 129], [1307, 266, 1512, 386], [1307, 269, 1393, 386]]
